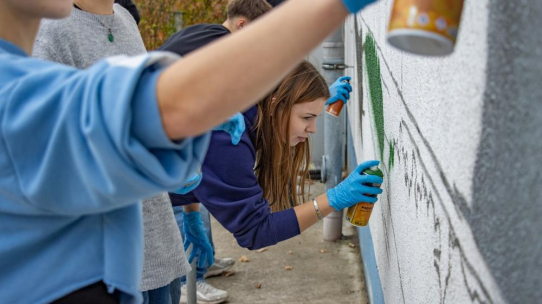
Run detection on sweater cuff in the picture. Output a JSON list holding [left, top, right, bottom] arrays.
[[270, 209, 300, 243]]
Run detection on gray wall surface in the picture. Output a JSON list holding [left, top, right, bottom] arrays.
[[344, 0, 542, 303], [470, 1, 542, 302]]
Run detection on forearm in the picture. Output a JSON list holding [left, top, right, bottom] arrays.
[[157, 0, 349, 139], [183, 203, 200, 213], [294, 193, 335, 232]]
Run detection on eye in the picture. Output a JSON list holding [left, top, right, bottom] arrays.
[[303, 116, 313, 121]]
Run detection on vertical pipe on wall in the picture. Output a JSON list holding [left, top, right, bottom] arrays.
[[186, 247, 197, 304], [322, 26, 346, 241]]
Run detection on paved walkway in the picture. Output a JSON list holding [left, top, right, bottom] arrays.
[[206, 182, 369, 304]]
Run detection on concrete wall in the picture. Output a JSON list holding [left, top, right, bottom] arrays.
[[343, 1, 542, 303]]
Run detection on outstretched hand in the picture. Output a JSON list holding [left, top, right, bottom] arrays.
[[182, 211, 214, 268], [326, 160, 383, 211]]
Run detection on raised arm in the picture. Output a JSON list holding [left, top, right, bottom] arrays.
[[157, 0, 353, 139]]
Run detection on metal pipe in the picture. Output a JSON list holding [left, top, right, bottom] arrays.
[[186, 246, 197, 304], [322, 26, 346, 242]]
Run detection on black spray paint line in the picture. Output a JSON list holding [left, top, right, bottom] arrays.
[[401, 120, 494, 304], [357, 15, 495, 304]]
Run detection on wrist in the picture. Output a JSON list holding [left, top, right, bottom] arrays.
[[183, 203, 201, 213], [312, 198, 323, 220]]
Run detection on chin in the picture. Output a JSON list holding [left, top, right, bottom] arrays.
[[33, 0, 74, 19]]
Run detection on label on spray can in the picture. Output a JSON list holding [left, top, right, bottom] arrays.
[[387, 0, 465, 56], [345, 166, 383, 227]]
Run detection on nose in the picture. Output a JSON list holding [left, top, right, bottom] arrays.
[[307, 120, 317, 134]]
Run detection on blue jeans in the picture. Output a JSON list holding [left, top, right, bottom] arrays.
[[142, 277, 181, 304], [173, 205, 215, 283]]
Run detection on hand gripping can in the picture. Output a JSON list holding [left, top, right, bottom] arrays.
[[345, 166, 383, 227], [325, 79, 350, 117], [387, 0, 465, 56]]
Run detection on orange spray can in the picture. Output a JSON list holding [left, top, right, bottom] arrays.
[[387, 0, 466, 56], [325, 79, 350, 117], [345, 166, 383, 227]]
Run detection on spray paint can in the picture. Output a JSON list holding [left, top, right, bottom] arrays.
[[325, 79, 350, 117], [345, 166, 383, 227], [387, 0, 465, 56]]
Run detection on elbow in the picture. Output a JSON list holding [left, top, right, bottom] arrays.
[[235, 235, 274, 251]]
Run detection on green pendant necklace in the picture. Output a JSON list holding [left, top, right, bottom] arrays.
[[108, 28, 114, 43], [74, 3, 114, 43], [98, 17, 115, 43]]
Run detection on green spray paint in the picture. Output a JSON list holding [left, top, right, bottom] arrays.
[[364, 33, 385, 161], [389, 139, 395, 170]]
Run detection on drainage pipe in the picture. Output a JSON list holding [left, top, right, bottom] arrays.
[[321, 26, 346, 242]]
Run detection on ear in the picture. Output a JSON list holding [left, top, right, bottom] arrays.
[[236, 18, 248, 29]]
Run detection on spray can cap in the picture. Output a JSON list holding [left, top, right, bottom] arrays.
[[362, 166, 383, 178]]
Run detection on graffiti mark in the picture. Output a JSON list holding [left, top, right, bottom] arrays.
[[354, 17, 365, 135], [389, 139, 396, 170], [364, 33, 386, 161]]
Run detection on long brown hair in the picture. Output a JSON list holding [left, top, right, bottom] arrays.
[[254, 61, 329, 212]]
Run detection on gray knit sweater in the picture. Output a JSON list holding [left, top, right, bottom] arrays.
[[33, 5, 191, 292]]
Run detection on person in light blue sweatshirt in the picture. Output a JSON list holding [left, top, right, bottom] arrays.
[[0, 0, 378, 303]]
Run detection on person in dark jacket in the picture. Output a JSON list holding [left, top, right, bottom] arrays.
[[160, 1, 273, 302]]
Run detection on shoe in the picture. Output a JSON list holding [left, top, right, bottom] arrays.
[[180, 281, 229, 304], [204, 257, 235, 278]]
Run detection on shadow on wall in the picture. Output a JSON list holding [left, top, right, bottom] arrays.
[[466, 1, 542, 303]]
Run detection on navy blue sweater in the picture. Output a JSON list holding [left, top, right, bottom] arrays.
[[169, 107, 300, 250]]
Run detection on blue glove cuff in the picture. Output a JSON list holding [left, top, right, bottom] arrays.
[[341, 0, 376, 13], [326, 188, 341, 211], [183, 210, 203, 223]]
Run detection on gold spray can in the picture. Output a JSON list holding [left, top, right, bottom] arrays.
[[387, 0, 466, 56], [345, 166, 383, 227]]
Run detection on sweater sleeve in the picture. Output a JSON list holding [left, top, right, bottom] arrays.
[[190, 129, 300, 250], [1, 52, 210, 215]]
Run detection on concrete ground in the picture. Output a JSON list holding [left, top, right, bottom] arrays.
[[206, 182, 369, 304]]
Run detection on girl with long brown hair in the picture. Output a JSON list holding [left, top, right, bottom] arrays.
[[170, 61, 383, 250]]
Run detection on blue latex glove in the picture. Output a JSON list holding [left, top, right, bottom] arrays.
[[214, 112, 245, 145], [326, 160, 384, 211], [326, 76, 352, 105], [172, 171, 202, 195], [340, 0, 378, 13], [182, 211, 214, 268]]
